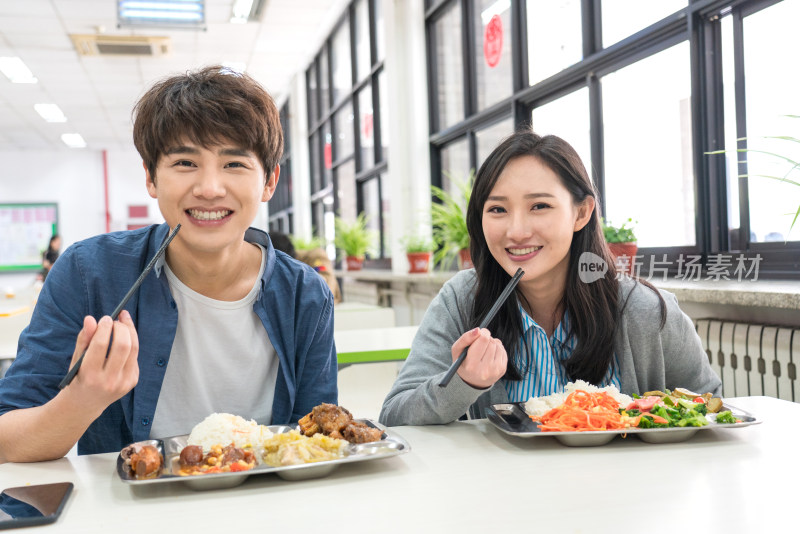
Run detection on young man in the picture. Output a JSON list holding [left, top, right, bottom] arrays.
[[0, 66, 337, 462]]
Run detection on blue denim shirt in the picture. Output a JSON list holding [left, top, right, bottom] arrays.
[[0, 224, 337, 455]]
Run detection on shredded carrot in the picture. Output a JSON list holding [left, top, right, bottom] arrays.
[[530, 390, 633, 432]]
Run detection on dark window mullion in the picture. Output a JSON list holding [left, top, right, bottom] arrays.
[[462, 0, 476, 118], [426, 11, 440, 133], [732, 7, 750, 251]]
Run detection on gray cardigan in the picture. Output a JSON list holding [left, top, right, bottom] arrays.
[[379, 270, 722, 426]]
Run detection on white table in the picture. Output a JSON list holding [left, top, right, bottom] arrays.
[[0, 396, 792, 533], [334, 325, 418, 365]]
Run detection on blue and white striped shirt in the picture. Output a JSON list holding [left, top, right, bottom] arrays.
[[503, 304, 621, 402]]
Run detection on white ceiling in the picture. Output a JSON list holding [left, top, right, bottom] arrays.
[[0, 0, 350, 152]]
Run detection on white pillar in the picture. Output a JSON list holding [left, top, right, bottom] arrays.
[[383, 0, 432, 274]]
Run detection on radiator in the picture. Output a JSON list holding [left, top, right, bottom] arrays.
[[695, 319, 800, 402]]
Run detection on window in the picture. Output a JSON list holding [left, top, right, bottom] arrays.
[[432, 2, 464, 131], [602, 42, 694, 248], [306, 0, 389, 265], [531, 88, 591, 175], [728, 1, 800, 244], [601, 1, 688, 48], [269, 102, 293, 233], [426, 0, 799, 279], [473, 0, 513, 111], [526, 0, 582, 86]]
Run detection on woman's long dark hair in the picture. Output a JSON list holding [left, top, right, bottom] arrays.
[[466, 129, 664, 385]]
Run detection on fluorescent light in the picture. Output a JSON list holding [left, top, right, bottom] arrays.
[[34, 104, 67, 123], [230, 0, 254, 23], [61, 133, 87, 148], [0, 57, 38, 84], [480, 0, 510, 25], [118, 0, 205, 28]]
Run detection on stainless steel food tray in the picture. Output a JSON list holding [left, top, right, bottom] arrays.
[[117, 420, 409, 490], [486, 402, 761, 447]]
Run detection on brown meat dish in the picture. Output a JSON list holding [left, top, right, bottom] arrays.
[[121, 444, 163, 479], [342, 422, 384, 443], [298, 403, 383, 443]]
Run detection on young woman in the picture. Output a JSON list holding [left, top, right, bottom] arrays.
[[380, 129, 721, 426]]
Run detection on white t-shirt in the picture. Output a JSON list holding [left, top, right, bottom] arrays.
[[149, 244, 279, 438]]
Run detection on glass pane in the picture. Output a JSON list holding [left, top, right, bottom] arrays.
[[527, 0, 582, 86], [323, 122, 333, 188], [310, 131, 322, 193], [361, 176, 384, 257], [434, 2, 464, 130], [378, 70, 388, 162], [307, 64, 318, 126], [336, 159, 357, 226], [331, 20, 352, 104], [320, 50, 330, 117], [741, 2, 800, 242], [439, 136, 471, 202], [475, 117, 514, 169], [355, 0, 371, 81], [474, 0, 513, 110], [358, 84, 375, 170], [333, 101, 355, 161], [374, 0, 385, 62], [531, 87, 591, 177], [602, 1, 687, 48], [602, 42, 694, 247], [280, 103, 290, 155]]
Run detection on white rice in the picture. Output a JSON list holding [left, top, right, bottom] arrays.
[[523, 380, 633, 417], [187, 413, 273, 451]]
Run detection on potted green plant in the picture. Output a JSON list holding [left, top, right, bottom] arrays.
[[602, 218, 638, 275], [334, 213, 374, 271], [402, 235, 435, 274], [431, 169, 474, 270]]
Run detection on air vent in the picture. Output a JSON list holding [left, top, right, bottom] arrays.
[[69, 35, 172, 57]]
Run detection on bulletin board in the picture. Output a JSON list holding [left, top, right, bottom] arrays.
[[0, 203, 59, 271]]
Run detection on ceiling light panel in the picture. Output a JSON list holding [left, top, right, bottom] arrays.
[[118, 0, 205, 29], [0, 57, 38, 84], [34, 103, 68, 123], [61, 133, 87, 148]]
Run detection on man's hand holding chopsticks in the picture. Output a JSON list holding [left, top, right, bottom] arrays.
[[65, 311, 140, 410]]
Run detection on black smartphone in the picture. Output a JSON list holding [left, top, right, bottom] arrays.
[[0, 482, 73, 530]]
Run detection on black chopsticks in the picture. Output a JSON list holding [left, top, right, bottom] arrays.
[[58, 224, 181, 389], [439, 268, 524, 387]]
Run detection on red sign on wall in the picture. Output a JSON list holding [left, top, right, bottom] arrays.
[[484, 14, 503, 68]]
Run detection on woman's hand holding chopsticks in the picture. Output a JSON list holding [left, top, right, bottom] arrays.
[[449, 327, 508, 389], [65, 311, 140, 409]]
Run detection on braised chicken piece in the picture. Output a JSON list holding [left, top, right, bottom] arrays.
[[300, 403, 353, 438], [342, 421, 383, 443], [299, 403, 383, 443], [126, 444, 163, 478]]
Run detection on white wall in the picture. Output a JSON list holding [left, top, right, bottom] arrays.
[[0, 146, 155, 288]]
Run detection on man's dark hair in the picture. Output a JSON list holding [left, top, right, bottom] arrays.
[[132, 65, 283, 183]]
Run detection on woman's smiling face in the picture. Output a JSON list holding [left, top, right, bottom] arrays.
[[481, 155, 593, 290]]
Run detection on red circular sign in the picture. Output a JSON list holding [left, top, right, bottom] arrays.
[[483, 14, 503, 68]]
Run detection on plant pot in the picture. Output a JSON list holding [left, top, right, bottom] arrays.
[[607, 242, 638, 275], [407, 252, 432, 273], [345, 256, 364, 271], [458, 248, 473, 270]]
